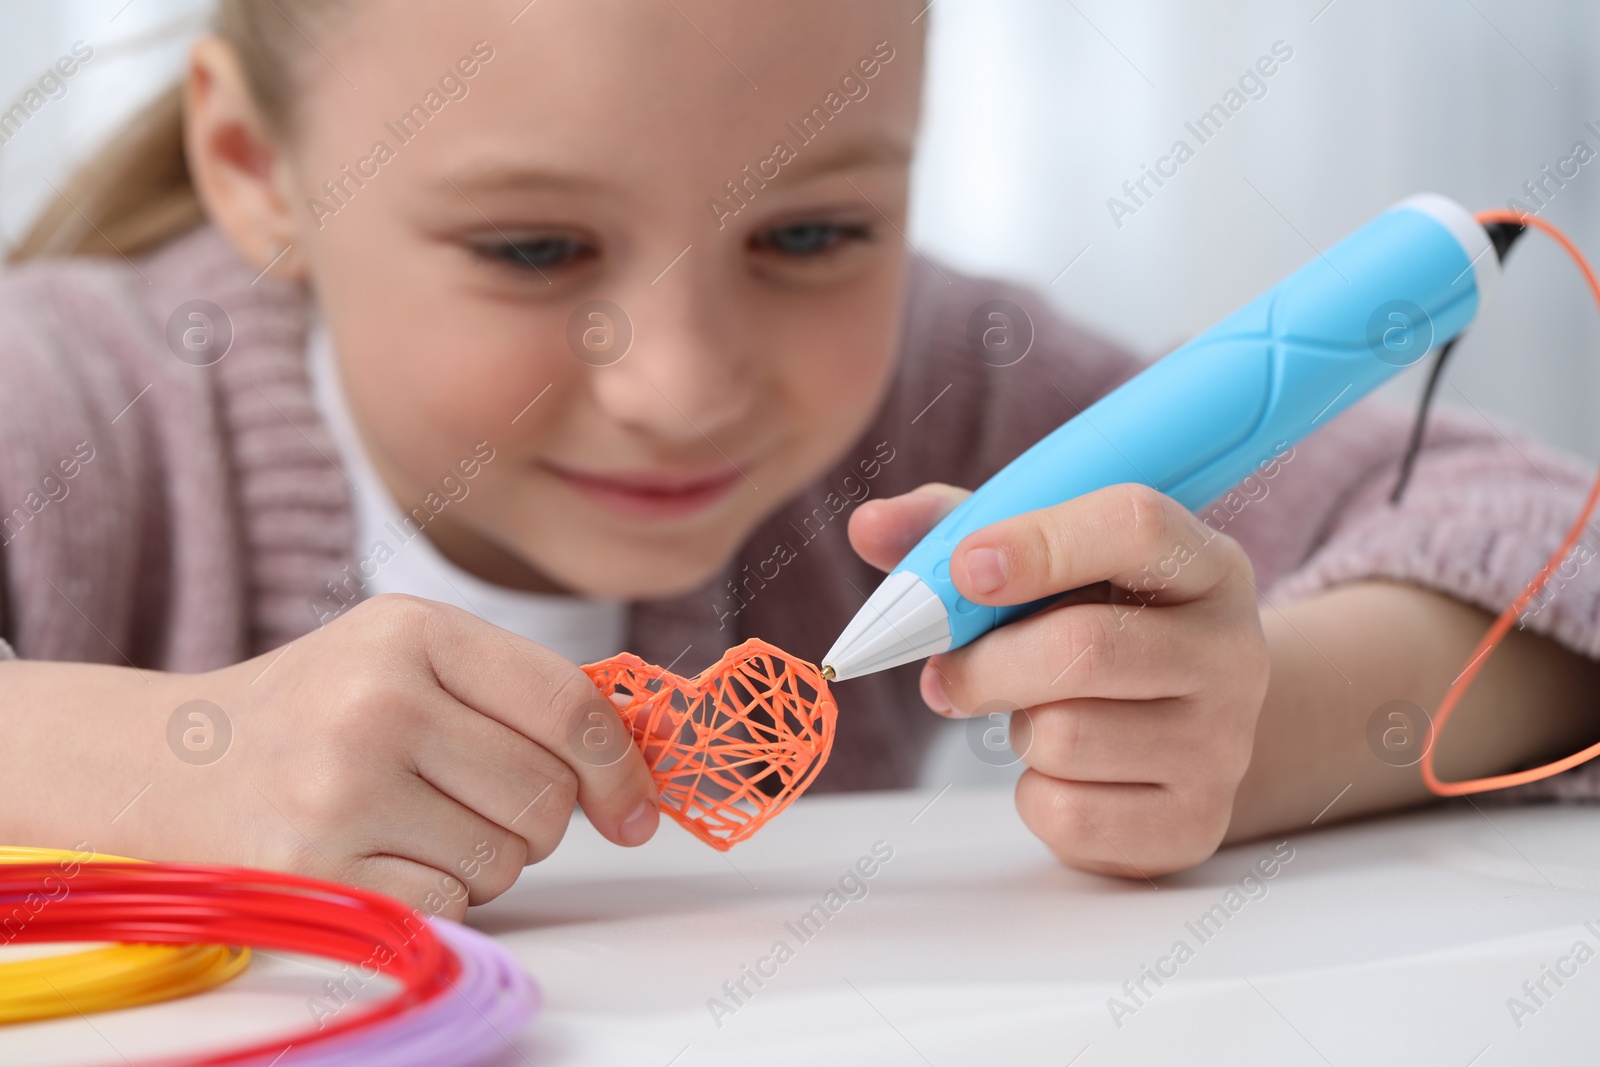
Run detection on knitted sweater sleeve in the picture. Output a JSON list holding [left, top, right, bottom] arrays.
[[0, 256, 158, 667], [1253, 398, 1600, 802], [0, 232, 268, 672]]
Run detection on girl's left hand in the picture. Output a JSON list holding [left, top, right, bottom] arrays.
[[848, 482, 1271, 878]]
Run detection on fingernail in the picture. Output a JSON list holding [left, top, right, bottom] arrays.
[[921, 666, 952, 714], [965, 547, 1008, 595], [618, 798, 658, 846]]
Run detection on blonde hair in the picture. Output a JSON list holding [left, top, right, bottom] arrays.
[[9, 0, 346, 263]]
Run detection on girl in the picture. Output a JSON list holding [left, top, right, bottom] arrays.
[[2, 0, 1597, 919]]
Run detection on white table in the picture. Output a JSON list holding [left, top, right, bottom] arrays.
[[5, 787, 1599, 1066]]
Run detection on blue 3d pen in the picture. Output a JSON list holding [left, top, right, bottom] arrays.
[[820, 193, 1505, 682]]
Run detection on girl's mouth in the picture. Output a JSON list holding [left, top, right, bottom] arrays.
[[541, 460, 745, 519]]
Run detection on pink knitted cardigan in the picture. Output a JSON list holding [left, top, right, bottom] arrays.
[[2, 225, 1598, 799]]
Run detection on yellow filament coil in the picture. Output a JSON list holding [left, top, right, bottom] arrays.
[[0, 846, 251, 1024]]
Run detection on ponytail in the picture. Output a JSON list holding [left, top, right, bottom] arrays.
[[9, 85, 201, 263], [8, 0, 349, 265]]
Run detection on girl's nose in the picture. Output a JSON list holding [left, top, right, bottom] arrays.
[[584, 272, 757, 445]]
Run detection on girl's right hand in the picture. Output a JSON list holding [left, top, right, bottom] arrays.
[[151, 594, 660, 919]]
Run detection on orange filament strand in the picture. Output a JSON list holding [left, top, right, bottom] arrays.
[[1422, 209, 1600, 796]]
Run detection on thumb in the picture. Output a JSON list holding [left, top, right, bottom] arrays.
[[848, 483, 972, 572]]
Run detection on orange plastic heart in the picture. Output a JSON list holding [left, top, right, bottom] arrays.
[[580, 638, 837, 850]]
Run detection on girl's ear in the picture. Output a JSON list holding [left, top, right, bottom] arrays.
[[184, 35, 306, 281]]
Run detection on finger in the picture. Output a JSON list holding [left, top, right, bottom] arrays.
[[1009, 697, 1229, 785], [1014, 771, 1228, 878], [950, 483, 1252, 608], [342, 854, 478, 923], [365, 596, 661, 847], [367, 774, 532, 907], [920, 599, 1228, 711], [847, 483, 971, 572], [270, 829, 490, 923], [411, 689, 581, 864]]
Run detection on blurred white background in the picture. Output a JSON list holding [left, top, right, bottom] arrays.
[[908, 0, 1600, 462], [4, 0, 1598, 465]]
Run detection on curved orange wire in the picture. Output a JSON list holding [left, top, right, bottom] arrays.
[[581, 637, 836, 848], [1421, 208, 1600, 796]]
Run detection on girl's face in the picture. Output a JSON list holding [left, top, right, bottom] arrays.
[[281, 0, 923, 598]]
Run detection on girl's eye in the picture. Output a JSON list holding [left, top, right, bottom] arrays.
[[475, 235, 594, 272], [752, 221, 872, 258]]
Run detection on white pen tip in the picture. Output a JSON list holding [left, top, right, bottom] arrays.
[[821, 571, 953, 682]]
